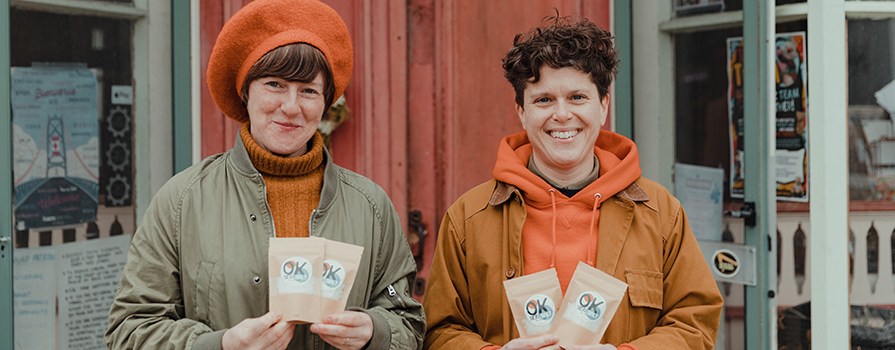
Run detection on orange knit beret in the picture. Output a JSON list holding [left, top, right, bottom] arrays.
[[207, 0, 353, 123]]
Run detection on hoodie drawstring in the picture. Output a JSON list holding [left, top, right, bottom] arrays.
[[548, 188, 557, 269], [587, 193, 602, 266]]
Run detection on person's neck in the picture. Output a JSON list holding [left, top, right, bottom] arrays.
[[530, 155, 596, 188]]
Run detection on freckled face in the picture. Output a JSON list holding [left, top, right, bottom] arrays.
[[516, 66, 609, 176], [246, 73, 326, 158]]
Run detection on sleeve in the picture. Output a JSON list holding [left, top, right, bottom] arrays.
[[105, 185, 222, 350], [422, 209, 493, 350], [628, 204, 724, 350], [357, 195, 426, 350]]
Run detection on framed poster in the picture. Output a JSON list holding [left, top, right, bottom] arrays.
[[727, 32, 808, 202], [11, 67, 100, 229]]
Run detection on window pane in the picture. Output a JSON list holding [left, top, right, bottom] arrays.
[[673, 0, 806, 17], [848, 19, 895, 203], [674, 20, 808, 350]]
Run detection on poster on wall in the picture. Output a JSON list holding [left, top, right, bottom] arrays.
[[13, 235, 131, 350], [11, 67, 100, 229], [674, 163, 724, 242], [726, 32, 808, 202]]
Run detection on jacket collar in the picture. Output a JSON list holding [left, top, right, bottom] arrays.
[[230, 134, 340, 211], [488, 179, 650, 206]]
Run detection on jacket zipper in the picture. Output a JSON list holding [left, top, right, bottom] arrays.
[[259, 175, 276, 237], [308, 209, 317, 236], [387, 284, 408, 309]]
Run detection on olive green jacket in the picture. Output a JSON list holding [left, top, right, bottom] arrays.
[[106, 136, 424, 350]]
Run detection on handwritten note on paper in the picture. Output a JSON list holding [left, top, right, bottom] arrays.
[[57, 235, 131, 350], [13, 247, 57, 350]]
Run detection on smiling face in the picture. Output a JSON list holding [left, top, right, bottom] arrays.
[[246, 73, 326, 157], [516, 66, 609, 182]]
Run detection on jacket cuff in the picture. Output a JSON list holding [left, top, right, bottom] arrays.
[[348, 307, 389, 350], [192, 329, 227, 350]]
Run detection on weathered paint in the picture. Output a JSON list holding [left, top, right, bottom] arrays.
[[198, 0, 613, 300]]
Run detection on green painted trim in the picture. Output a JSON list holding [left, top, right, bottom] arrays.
[[614, 0, 633, 139], [1, 1, 14, 349], [742, 1, 775, 350], [172, 0, 192, 173]]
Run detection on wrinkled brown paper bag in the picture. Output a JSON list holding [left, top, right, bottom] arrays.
[[504, 268, 563, 337], [320, 239, 364, 317], [552, 262, 628, 347], [269, 237, 325, 323]]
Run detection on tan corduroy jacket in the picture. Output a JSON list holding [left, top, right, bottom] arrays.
[[423, 178, 723, 350]]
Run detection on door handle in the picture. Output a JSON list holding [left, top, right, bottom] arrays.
[[724, 201, 756, 227]]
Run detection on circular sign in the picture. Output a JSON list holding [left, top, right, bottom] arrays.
[[712, 249, 740, 278]]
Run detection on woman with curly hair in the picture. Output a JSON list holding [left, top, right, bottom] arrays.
[[422, 15, 722, 350]]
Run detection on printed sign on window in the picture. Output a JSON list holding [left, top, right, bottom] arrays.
[[11, 67, 100, 229]]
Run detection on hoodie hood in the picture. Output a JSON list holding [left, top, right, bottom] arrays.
[[493, 130, 642, 208]]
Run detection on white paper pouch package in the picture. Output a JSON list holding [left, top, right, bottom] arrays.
[[320, 239, 364, 317], [503, 268, 563, 337], [269, 236, 325, 323], [552, 262, 628, 347]]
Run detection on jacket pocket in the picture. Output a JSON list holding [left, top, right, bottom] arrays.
[[196, 261, 215, 325], [623, 269, 663, 341], [624, 269, 663, 309]]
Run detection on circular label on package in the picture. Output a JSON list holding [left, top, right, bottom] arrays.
[[575, 291, 606, 322], [281, 256, 312, 285], [524, 294, 556, 325], [322, 259, 345, 290]]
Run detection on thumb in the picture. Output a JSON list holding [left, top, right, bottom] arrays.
[[261, 310, 283, 326]]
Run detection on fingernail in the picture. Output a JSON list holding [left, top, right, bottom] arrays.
[[274, 311, 282, 318]]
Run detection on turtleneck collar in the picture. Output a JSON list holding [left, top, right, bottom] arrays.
[[240, 123, 325, 176]]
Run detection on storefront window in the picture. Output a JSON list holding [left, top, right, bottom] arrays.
[[674, 19, 809, 350], [848, 18, 895, 204], [10, 7, 136, 349]]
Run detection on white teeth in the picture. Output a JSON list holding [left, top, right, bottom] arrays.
[[550, 130, 578, 139]]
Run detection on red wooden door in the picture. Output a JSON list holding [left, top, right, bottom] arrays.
[[198, 0, 613, 301]]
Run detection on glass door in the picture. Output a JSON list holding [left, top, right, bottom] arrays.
[[666, 1, 806, 349], [1, 0, 179, 348]]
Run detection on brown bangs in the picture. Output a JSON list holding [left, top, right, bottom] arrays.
[[241, 43, 337, 109]]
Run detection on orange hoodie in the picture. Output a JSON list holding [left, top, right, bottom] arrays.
[[492, 130, 642, 293]]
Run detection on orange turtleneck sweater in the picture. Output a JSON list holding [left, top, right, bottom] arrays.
[[240, 124, 326, 238]]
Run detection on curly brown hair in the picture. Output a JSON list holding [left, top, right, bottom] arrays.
[[502, 14, 618, 108]]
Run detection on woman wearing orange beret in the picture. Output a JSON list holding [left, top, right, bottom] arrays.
[[105, 1, 424, 349]]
